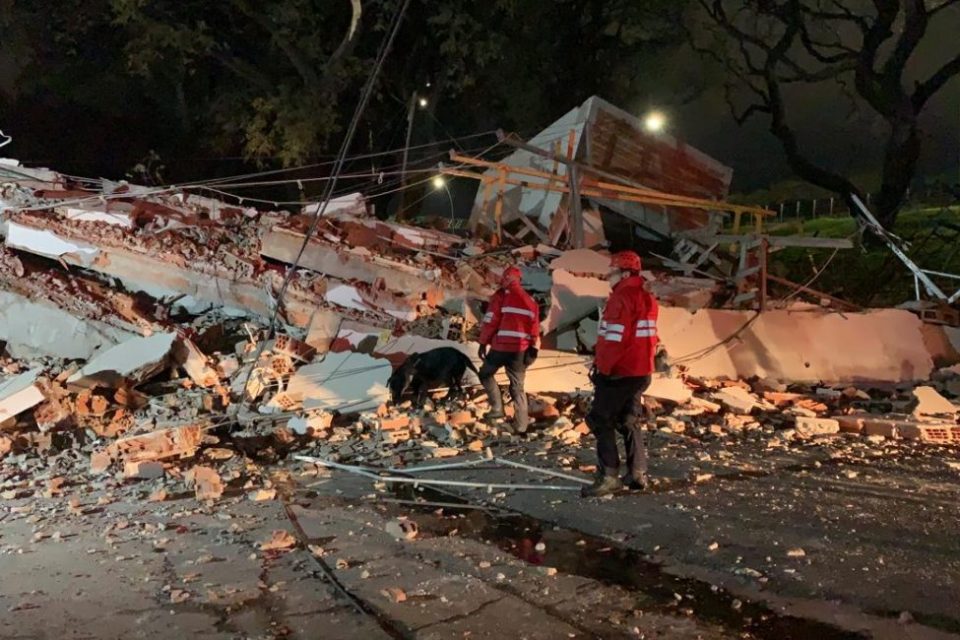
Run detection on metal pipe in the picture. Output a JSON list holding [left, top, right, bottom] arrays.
[[919, 269, 960, 280], [493, 457, 593, 485], [295, 455, 580, 492], [391, 458, 489, 474], [370, 497, 508, 513], [378, 476, 580, 492], [852, 194, 947, 300]]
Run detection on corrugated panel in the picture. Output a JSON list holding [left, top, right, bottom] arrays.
[[583, 102, 731, 234]]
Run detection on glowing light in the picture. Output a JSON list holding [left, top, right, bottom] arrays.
[[432, 176, 446, 189], [643, 111, 666, 133], [418, 97, 429, 108]]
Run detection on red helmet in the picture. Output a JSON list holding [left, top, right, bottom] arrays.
[[611, 251, 642, 272], [500, 266, 522, 287]]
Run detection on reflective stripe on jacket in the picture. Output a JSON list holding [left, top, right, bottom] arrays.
[[595, 275, 659, 377], [478, 283, 540, 352]]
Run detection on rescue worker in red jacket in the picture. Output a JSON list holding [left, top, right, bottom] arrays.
[[582, 250, 660, 497], [478, 266, 540, 433]]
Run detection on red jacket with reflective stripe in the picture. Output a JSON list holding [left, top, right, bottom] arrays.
[[595, 275, 659, 377], [478, 283, 540, 352]]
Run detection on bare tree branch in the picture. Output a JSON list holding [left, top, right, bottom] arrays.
[[927, 0, 960, 17], [881, 0, 928, 79], [913, 51, 960, 108]]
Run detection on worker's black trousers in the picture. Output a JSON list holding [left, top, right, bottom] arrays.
[[586, 375, 651, 478], [479, 350, 528, 427]]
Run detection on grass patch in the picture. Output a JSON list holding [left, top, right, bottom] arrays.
[[762, 205, 960, 307]]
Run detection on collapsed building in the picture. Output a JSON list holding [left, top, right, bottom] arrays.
[[0, 101, 958, 502]]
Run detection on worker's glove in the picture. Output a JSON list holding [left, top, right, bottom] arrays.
[[478, 344, 488, 360], [588, 365, 600, 384], [654, 345, 672, 373], [523, 346, 538, 366]]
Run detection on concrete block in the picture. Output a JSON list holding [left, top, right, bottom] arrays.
[[710, 386, 757, 414], [123, 460, 165, 480], [794, 417, 840, 438]]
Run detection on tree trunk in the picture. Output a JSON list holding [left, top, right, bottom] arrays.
[[872, 116, 921, 228]]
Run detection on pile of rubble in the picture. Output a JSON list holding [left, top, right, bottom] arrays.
[[0, 158, 958, 506]]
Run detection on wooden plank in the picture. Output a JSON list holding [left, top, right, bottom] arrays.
[[549, 206, 569, 245], [759, 238, 769, 311], [449, 152, 773, 217], [493, 168, 507, 245], [443, 167, 772, 216], [518, 214, 550, 243], [766, 274, 861, 310]]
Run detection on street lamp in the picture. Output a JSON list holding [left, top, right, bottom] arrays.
[[643, 110, 666, 133], [432, 173, 455, 224], [418, 97, 429, 108]]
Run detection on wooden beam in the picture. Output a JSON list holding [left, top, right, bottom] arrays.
[[766, 274, 861, 311], [495, 131, 776, 217], [493, 168, 507, 245], [517, 214, 550, 243], [450, 151, 773, 217], [442, 167, 771, 216]]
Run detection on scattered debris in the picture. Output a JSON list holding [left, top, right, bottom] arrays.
[[259, 530, 298, 552]]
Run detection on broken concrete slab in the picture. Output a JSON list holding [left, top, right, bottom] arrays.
[[710, 386, 757, 414], [0, 289, 137, 360], [659, 307, 939, 383], [548, 249, 610, 277], [260, 226, 449, 301], [0, 369, 45, 423], [304, 308, 343, 354], [173, 339, 221, 388], [123, 460, 165, 480], [646, 376, 693, 405], [68, 332, 177, 389], [911, 386, 958, 418], [525, 351, 592, 395], [5, 221, 99, 264], [285, 351, 392, 414], [542, 269, 608, 335]]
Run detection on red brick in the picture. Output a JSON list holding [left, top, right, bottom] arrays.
[[448, 411, 475, 426], [898, 422, 960, 444], [862, 419, 899, 438], [379, 415, 410, 431], [836, 415, 865, 434]]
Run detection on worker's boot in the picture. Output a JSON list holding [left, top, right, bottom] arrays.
[[483, 409, 505, 422], [581, 472, 623, 498], [621, 473, 649, 492]]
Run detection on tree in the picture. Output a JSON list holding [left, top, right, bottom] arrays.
[[110, 0, 367, 167], [691, 0, 960, 228]]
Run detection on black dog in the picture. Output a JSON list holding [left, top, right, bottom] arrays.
[[388, 347, 479, 405]]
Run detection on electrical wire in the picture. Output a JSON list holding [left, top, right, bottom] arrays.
[[236, 0, 412, 417]]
